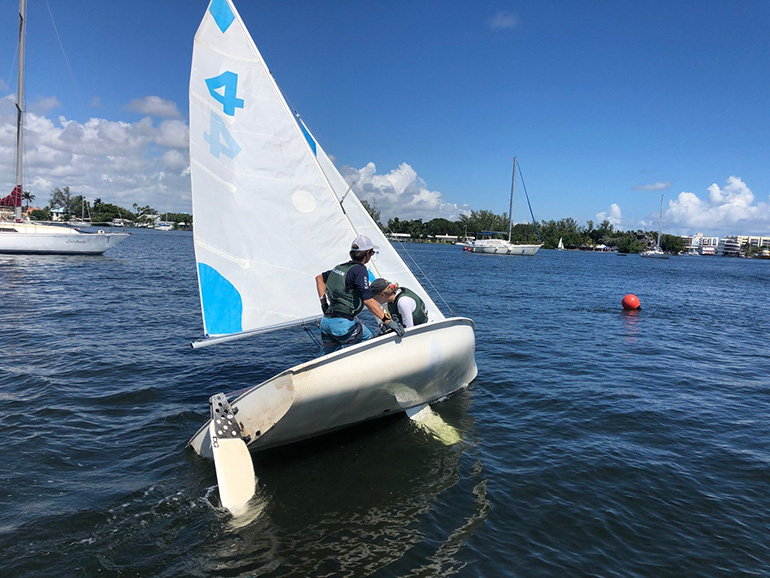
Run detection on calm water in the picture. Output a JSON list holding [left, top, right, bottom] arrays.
[[1, 230, 768, 577]]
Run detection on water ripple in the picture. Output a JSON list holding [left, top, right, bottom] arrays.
[[1, 237, 769, 576]]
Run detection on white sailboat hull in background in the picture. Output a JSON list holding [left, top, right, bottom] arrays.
[[189, 317, 477, 456], [640, 249, 670, 259], [641, 195, 669, 259], [0, 223, 129, 255], [469, 240, 542, 256]]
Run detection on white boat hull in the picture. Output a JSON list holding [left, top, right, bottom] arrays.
[[0, 223, 129, 255], [640, 249, 670, 259], [470, 242, 542, 256], [189, 317, 477, 458]]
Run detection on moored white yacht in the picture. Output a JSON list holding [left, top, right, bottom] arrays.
[[0, 0, 129, 256], [466, 157, 542, 256]]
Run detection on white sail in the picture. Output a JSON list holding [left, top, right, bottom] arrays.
[[190, 0, 440, 340], [186, 2, 478, 495], [298, 118, 444, 321]]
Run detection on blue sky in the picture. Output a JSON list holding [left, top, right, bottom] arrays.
[[1, 0, 768, 235]]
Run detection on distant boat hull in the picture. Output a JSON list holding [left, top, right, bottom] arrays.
[[0, 222, 129, 255], [468, 240, 542, 256], [189, 317, 477, 457], [640, 248, 670, 259]]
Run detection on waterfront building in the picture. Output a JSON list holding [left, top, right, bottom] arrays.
[[746, 236, 770, 249], [682, 233, 720, 255], [718, 236, 742, 257]]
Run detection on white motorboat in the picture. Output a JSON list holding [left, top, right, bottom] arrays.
[[467, 157, 542, 256], [186, 0, 477, 513], [0, 1, 129, 255]]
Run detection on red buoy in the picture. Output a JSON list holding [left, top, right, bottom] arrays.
[[622, 294, 641, 310]]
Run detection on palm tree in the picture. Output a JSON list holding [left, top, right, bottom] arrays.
[[22, 190, 35, 211]]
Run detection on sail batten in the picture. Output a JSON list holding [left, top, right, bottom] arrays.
[[191, 0, 442, 341]]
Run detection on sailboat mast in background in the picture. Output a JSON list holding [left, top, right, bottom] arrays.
[[13, 0, 27, 221], [507, 157, 516, 242]]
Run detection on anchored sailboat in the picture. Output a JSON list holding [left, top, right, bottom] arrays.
[[187, 0, 477, 514], [640, 194, 670, 259], [467, 157, 542, 256], [0, 0, 129, 255]]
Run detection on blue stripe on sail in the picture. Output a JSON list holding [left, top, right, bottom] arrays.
[[297, 118, 317, 156], [198, 263, 243, 335], [368, 269, 375, 283], [209, 0, 235, 33]]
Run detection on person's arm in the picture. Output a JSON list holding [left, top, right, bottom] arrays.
[[364, 298, 386, 321], [397, 296, 417, 328], [351, 266, 403, 335], [316, 272, 329, 313], [368, 298, 404, 336], [315, 273, 326, 299], [349, 265, 384, 319]]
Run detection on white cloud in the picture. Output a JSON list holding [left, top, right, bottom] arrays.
[[155, 119, 189, 149], [0, 104, 190, 213], [596, 203, 622, 227], [160, 149, 188, 171], [487, 11, 521, 30], [633, 181, 671, 191], [342, 162, 470, 223], [666, 176, 770, 234], [126, 96, 182, 119], [29, 96, 61, 115]]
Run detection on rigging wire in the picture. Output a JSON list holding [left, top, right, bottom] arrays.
[[383, 228, 457, 318], [280, 82, 459, 320], [516, 160, 542, 242], [43, 0, 127, 227]]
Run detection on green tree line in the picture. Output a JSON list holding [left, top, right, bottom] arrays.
[[25, 187, 191, 228], [364, 203, 685, 254], [22, 188, 684, 252]]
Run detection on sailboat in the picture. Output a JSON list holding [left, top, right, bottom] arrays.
[[467, 157, 542, 256], [0, 0, 129, 255], [640, 194, 670, 259], [155, 214, 173, 231], [557, 237, 565, 250], [186, 0, 477, 513], [67, 197, 92, 229]]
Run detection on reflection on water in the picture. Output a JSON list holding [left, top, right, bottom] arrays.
[[37, 389, 486, 576], [621, 308, 641, 344], [217, 391, 487, 576]]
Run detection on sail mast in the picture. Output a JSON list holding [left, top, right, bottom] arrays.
[[508, 157, 516, 242], [14, 0, 26, 221], [657, 194, 663, 248]]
